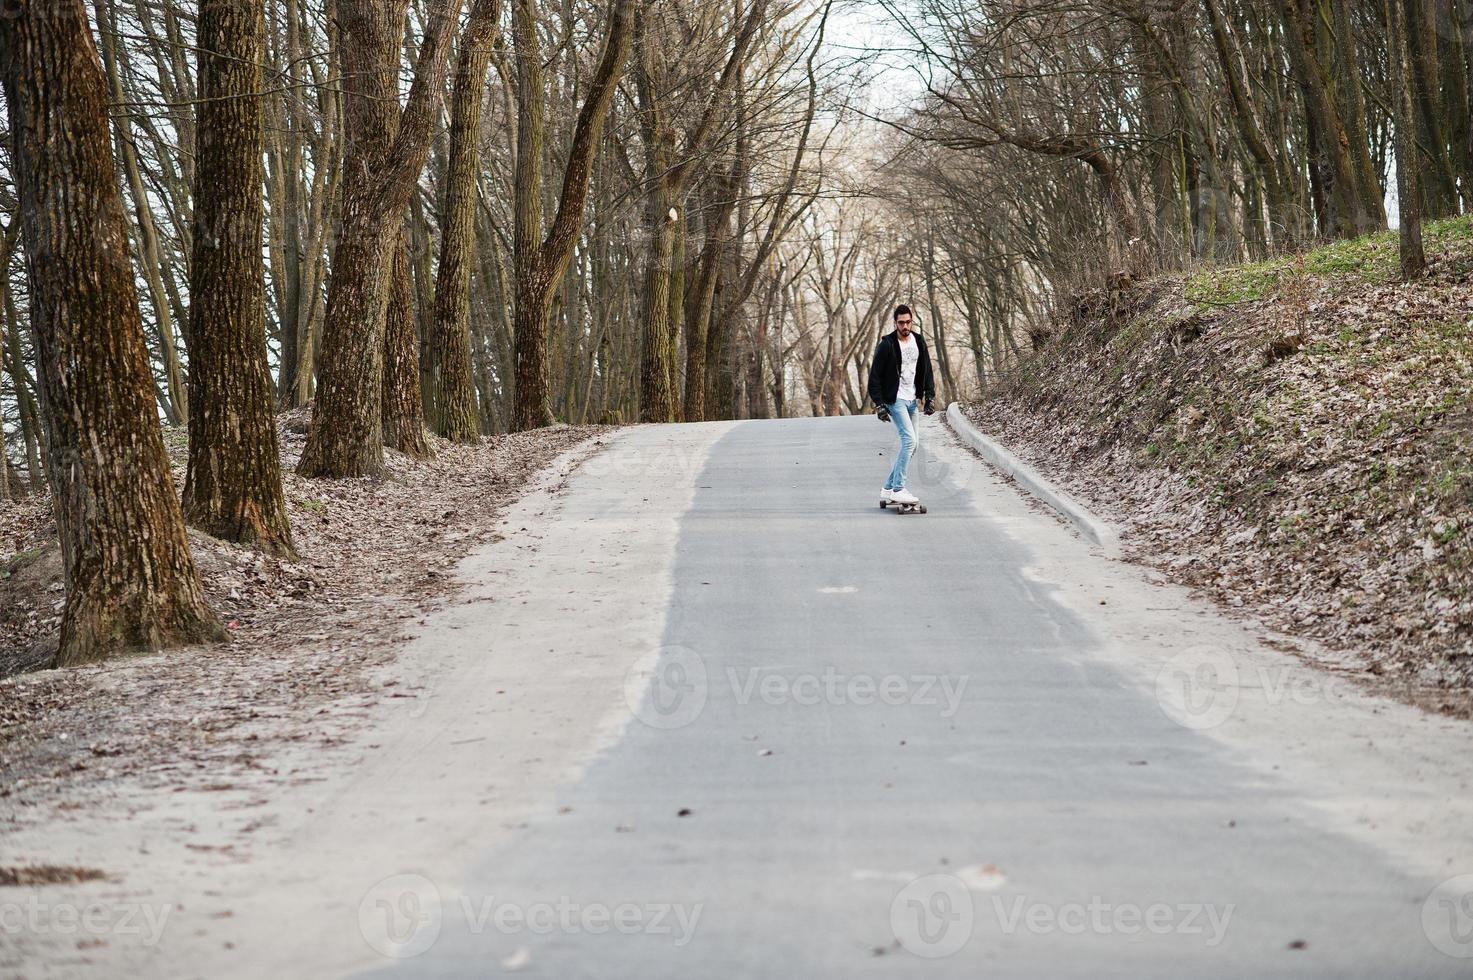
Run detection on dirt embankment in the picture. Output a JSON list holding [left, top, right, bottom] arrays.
[[0, 418, 605, 817], [967, 218, 1473, 711]]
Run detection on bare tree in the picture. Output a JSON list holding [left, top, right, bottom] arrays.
[[509, 0, 633, 431], [297, 0, 463, 476], [633, 0, 768, 422]]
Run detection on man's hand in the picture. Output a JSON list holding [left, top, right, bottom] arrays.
[[923, 398, 935, 416], [876, 405, 891, 423]]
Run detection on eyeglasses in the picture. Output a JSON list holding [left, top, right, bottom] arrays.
[[896, 319, 913, 326]]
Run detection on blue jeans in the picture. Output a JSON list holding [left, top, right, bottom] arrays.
[[884, 399, 919, 490]]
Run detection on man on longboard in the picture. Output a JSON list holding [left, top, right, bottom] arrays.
[[868, 304, 936, 510]]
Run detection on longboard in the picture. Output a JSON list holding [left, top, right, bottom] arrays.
[[879, 498, 927, 514]]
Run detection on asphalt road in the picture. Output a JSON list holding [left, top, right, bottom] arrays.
[[362, 415, 1472, 979]]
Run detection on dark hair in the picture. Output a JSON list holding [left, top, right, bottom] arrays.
[[893, 304, 912, 322]]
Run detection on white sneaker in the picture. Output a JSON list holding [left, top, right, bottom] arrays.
[[880, 487, 895, 502], [891, 488, 919, 505]]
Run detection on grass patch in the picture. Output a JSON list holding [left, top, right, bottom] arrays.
[[2, 548, 44, 581], [1185, 215, 1473, 308]]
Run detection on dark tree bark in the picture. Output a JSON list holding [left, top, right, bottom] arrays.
[[705, 246, 740, 421], [382, 227, 432, 456], [1, 0, 224, 665], [635, 169, 680, 421], [374, 19, 430, 461], [1390, 0, 1429, 279], [428, 0, 501, 442], [183, 0, 297, 557], [298, 0, 461, 477]]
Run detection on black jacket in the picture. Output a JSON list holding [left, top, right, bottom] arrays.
[[867, 330, 935, 407]]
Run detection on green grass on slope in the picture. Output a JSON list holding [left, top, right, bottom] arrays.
[[1185, 215, 1473, 308]]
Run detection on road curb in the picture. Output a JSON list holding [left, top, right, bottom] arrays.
[[945, 402, 1121, 554]]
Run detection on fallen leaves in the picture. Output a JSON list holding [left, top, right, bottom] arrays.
[[0, 417, 605, 816], [969, 232, 1473, 712]]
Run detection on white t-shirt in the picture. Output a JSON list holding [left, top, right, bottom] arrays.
[[897, 334, 919, 402]]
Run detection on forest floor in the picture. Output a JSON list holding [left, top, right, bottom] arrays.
[[965, 216, 1473, 715], [0, 417, 604, 819]]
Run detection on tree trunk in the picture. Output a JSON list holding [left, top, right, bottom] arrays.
[[637, 178, 679, 422], [1391, 0, 1429, 278], [279, 35, 342, 409], [4, 310, 46, 493], [632, 0, 766, 423], [183, 0, 296, 556], [428, 0, 500, 442], [1406, 0, 1461, 213], [1202, 0, 1291, 246], [1454, 0, 1473, 196], [668, 206, 687, 412], [94, 0, 190, 426], [963, 280, 986, 392], [1276, 0, 1385, 236], [682, 178, 735, 423], [923, 231, 954, 402], [1, 226, 48, 492], [297, 0, 461, 477], [512, 275, 557, 427], [509, 0, 633, 431], [1, 0, 224, 665], [382, 227, 433, 457], [1328, 0, 1386, 219], [373, 6, 430, 459], [705, 254, 740, 420], [509, 0, 551, 430]]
